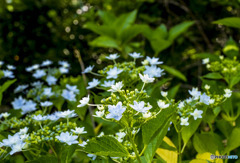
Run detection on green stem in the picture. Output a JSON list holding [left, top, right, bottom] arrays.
[[128, 129, 141, 163], [140, 83, 145, 92], [49, 143, 57, 158], [178, 131, 182, 163]]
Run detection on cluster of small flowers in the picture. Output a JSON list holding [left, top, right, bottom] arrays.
[[0, 61, 16, 79], [203, 56, 240, 75], [83, 53, 164, 90]]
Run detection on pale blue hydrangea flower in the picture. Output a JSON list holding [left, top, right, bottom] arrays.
[[199, 93, 210, 105], [71, 127, 87, 134], [106, 54, 119, 60], [106, 102, 126, 121], [21, 100, 37, 114], [31, 81, 43, 88], [46, 75, 57, 85], [129, 52, 143, 59], [188, 88, 201, 100], [143, 65, 164, 78], [77, 95, 90, 107], [66, 84, 79, 94], [12, 96, 26, 109], [108, 81, 123, 92], [7, 65, 16, 70], [33, 69, 46, 79], [10, 142, 26, 155], [14, 84, 29, 93], [61, 89, 76, 101], [87, 78, 100, 89], [55, 110, 77, 118], [40, 101, 53, 107], [59, 67, 69, 74], [41, 60, 52, 67], [146, 56, 163, 65], [43, 87, 54, 97], [87, 154, 97, 160], [3, 70, 15, 78], [106, 67, 123, 79], [130, 101, 152, 113], [32, 115, 47, 121], [101, 80, 115, 87], [58, 61, 70, 68], [56, 132, 78, 145], [82, 65, 94, 74]]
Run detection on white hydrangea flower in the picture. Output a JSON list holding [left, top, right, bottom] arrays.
[[101, 80, 115, 87], [7, 65, 16, 70], [77, 95, 90, 107], [106, 67, 123, 79], [139, 73, 155, 83], [202, 58, 209, 64], [190, 109, 203, 120], [199, 93, 211, 105], [157, 100, 169, 109], [58, 61, 70, 68], [106, 54, 119, 60], [161, 91, 168, 97], [56, 132, 78, 145], [41, 60, 52, 66], [180, 117, 189, 126], [142, 112, 152, 118], [82, 65, 94, 73], [1, 112, 10, 118], [79, 141, 87, 147], [10, 142, 26, 155], [94, 110, 105, 117], [144, 65, 164, 78], [106, 102, 126, 121], [188, 88, 201, 99], [129, 52, 143, 59], [146, 56, 163, 65], [71, 127, 87, 134], [87, 78, 100, 89], [224, 89, 232, 98], [129, 101, 152, 113], [55, 110, 77, 118], [108, 82, 123, 92]]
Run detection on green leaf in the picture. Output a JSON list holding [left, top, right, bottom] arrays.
[[84, 136, 129, 157], [216, 119, 233, 138], [113, 10, 137, 36], [89, 36, 120, 49], [26, 155, 58, 163], [193, 133, 223, 154], [229, 76, 240, 88], [168, 84, 181, 99], [168, 21, 194, 41], [142, 106, 175, 145], [97, 10, 116, 25], [120, 24, 147, 43], [213, 17, 240, 28], [60, 144, 78, 163], [143, 118, 172, 163], [150, 38, 172, 55], [193, 53, 220, 61], [0, 79, 16, 105], [202, 73, 223, 80], [84, 23, 116, 38], [161, 65, 187, 82], [224, 128, 240, 154], [181, 107, 206, 147]]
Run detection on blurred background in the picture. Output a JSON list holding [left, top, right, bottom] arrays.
[[0, 0, 239, 101]]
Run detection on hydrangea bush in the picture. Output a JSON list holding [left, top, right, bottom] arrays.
[[0, 52, 238, 163]]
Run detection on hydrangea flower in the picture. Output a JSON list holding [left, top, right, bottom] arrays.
[[31, 81, 43, 88], [130, 101, 152, 113], [143, 112, 152, 118], [41, 60, 52, 66], [129, 52, 143, 59], [0, 61, 4, 66], [188, 88, 201, 99], [180, 117, 189, 126], [87, 154, 97, 160], [94, 110, 105, 117], [139, 73, 155, 83], [101, 80, 115, 87], [47, 114, 60, 121], [66, 84, 79, 94], [146, 56, 163, 65], [106, 102, 126, 121], [157, 100, 169, 109], [56, 132, 78, 145], [106, 67, 123, 79], [178, 101, 185, 109], [224, 89, 232, 98], [61, 90, 76, 101], [10, 142, 26, 155], [79, 141, 87, 147], [190, 109, 203, 120], [3, 70, 14, 78], [1, 112, 10, 118], [82, 65, 94, 73], [77, 95, 90, 107], [46, 75, 57, 85], [87, 78, 100, 89], [14, 84, 29, 93], [43, 87, 54, 97], [33, 70, 46, 79], [12, 96, 26, 109], [108, 81, 123, 92], [7, 65, 16, 70], [202, 58, 209, 64], [106, 54, 119, 60], [199, 93, 211, 105], [144, 65, 164, 78], [161, 91, 168, 97], [21, 100, 37, 114], [33, 115, 47, 121], [55, 110, 77, 118], [58, 61, 70, 68], [59, 67, 69, 74], [40, 101, 53, 107], [71, 127, 87, 134]]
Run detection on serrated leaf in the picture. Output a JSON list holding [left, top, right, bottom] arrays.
[[84, 136, 129, 157], [213, 17, 240, 28], [161, 65, 187, 81], [168, 21, 194, 41]]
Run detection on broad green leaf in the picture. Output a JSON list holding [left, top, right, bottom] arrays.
[[202, 73, 223, 80], [182, 107, 206, 148], [213, 17, 240, 28], [60, 144, 78, 163], [143, 118, 172, 163], [168, 21, 194, 41], [161, 65, 187, 82], [84, 23, 116, 38], [113, 10, 137, 36], [84, 136, 129, 157], [97, 10, 116, 25], [89, 36, 120, 49], [150, 38, 172, 55], [193, 133, 223, 154], [224, 128, 240, 154], [26, 155, 58, 163], [152, 24, 168, 40], [120, 24, 147, 43], [168, 84, 181, 99], [216, 119, 233, 138], [0, 79, 16, 105], [229, 76, 240, 88], [142, 106, 175, 145]]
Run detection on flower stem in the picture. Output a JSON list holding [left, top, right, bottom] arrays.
[[128, 129, 141, 163], [140, 83, 145, 92], [178, 131, 182, 163]]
